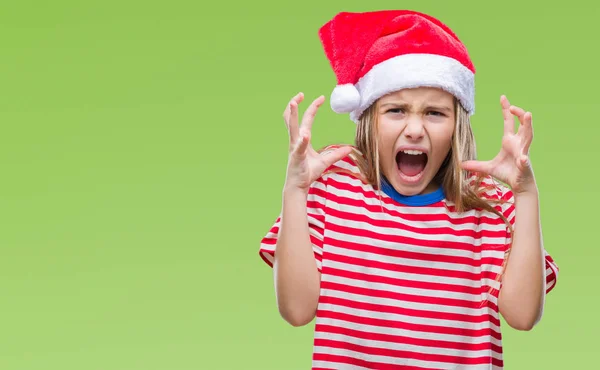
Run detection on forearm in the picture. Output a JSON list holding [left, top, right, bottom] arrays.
[[498, 184, 546, 330], [273, 187, 321, 327]]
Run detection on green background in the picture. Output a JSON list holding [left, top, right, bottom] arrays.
[[0, 1, 595, 369]]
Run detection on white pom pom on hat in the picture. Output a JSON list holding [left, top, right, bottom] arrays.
[[330, 83, 361, 113], [318, 10, 476, 123]]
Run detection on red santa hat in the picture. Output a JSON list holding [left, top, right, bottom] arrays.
[[318, 10, 476, 123]]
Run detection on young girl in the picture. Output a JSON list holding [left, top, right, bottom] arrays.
[[259, 10, 558, 370]]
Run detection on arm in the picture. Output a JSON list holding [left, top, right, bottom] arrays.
[[460, 95, 554, 331], [269, 92, 351, 327], [498, 182, 546, 331], [273, 187, 321, 327]]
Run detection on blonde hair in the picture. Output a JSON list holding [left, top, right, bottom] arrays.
[[320, 97, 514, 291]]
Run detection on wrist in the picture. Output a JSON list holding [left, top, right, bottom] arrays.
[[282, 184, 309, 215], [283, 184, 309, 199], [514, 178, 538, 197], [513, 185, 539, 204]]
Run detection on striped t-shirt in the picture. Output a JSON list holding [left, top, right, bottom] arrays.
[[259, 155, 559, 370]]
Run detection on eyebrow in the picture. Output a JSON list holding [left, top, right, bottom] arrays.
[[379, 102, 453, 112]]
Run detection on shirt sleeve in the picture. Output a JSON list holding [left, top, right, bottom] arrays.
[[258, 176, 328, 273], [499, 185, 559, 294]]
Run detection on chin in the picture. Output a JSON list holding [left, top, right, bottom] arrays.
[[381, 164, 431, 196]]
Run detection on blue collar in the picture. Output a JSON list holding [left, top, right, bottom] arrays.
[[380, 177, 446, 206]]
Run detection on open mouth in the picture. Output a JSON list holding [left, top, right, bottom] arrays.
[[395, 149, 428, 182]]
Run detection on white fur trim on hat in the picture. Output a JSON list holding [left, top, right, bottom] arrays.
[[348, 53, 475, 123]]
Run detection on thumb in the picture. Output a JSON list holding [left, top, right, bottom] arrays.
[[461, 159, 493, 175], [321, 145, 353, 169]]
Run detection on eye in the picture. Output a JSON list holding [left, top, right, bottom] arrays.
[[427, 110, 446, 117], [386, 108, 404, 114]]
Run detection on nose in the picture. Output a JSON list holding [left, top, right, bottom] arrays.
[[403, 116, 425, 141]]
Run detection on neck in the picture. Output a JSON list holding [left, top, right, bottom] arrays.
[[380, 177, 446, 206]]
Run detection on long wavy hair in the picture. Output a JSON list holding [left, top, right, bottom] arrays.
[[319, 97, 513, 292]]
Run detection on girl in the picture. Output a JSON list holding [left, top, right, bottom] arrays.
[[259, 10, 558, 370]]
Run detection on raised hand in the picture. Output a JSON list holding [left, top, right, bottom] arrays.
[[461, 95, 537, 194], [283, 92, 353, 193]]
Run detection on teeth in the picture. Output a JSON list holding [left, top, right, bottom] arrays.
[[402, 150, 423, 155]]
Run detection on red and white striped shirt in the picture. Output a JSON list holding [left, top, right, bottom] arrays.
[[259, 156, 558, 370]]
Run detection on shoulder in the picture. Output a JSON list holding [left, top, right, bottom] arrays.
[[466, 173, 514, 203], [311, 146, 373, 195], [464, 173, 516, 227], [320, 145, 366, 181]]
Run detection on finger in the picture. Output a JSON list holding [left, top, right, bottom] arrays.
[[460, 159, 493, 175], [521, 111, 534, 154], [509, 106, 532, 131], [321, 145, 353, 168], [300, 95, 325, 134], [509, 104, 529, 134], [500, 95, 515, 135], [509, 105, 527, 120], [283, 92, 303, 121], [284, 93, 304, 144], [509, 106, 533, 153], [288, 100, 299, 144], [519, 154, 530, 169], [282, 93, 304, 120], [283, 92, 304, 113], [292, 130, 311, 158]]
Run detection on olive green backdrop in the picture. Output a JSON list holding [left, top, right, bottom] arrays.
[[0, 1, 595, 369]]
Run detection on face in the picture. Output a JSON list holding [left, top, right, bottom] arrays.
[[376, 87, 456, 196]]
